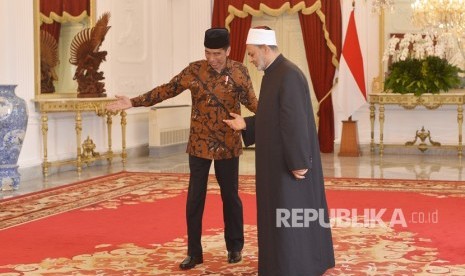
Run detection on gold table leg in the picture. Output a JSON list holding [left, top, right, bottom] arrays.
[[370, 102, 376, 153], [458, 104, 463, 157], [75, 111, 82, 174], [121, 110, 127, 167], [379, 104, 385, 157], [41, 112, 49, 177], [106, 112, 113, 164]]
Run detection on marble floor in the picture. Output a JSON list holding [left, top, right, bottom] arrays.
[[1, 149, 464, 199]]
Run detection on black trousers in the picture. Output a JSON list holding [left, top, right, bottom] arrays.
[[187, 155, 244, 256]]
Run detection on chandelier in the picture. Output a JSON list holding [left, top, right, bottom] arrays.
[[411, 0, 465, 35], [371, 0, 395, 14], [411, 0, 465, 72]]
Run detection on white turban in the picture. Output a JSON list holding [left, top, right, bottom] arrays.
[[246, 28, 277, 46]]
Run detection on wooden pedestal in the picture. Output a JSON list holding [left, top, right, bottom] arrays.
[[338, 120, 361, 157]]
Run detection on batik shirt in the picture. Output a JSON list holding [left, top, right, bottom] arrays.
[[131, 59, 258, 160]]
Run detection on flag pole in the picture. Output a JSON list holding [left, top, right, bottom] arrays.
[[338, 0, 362, 157]]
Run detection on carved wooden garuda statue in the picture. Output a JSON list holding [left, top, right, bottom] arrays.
[[70, 13, 111, 98], [40, 30, 59, 93]]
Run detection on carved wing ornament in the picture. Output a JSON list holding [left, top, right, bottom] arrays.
[[69, 12, 111, 98], [40, 30, 59, 93], [90, 12, 111, 51], [69, 13, 110, 65], [69, 28, 93, 67]]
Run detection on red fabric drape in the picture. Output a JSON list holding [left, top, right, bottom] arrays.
[[40, 0, 90, 42], [212, 0, 252, 62], [40, 0, 89, 17], [299, 1, 341, 152], [228, 15, 252, 62], [40, 23, 62, 42], [212, 0, 230, 27], [230, 0, 298, 9], [211, 0, 341, 152]]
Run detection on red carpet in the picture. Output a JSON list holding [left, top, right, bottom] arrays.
[[0, 172, 464, 275]]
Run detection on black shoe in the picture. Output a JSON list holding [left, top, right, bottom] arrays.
[[227, 251, 242, 263], [179, 255, 203, 270]]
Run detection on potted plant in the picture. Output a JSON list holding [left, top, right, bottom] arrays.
[[383, 33, 464, 95], [384, 56, 462, 96]]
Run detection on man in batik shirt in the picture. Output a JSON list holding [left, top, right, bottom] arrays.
[[106, 28, 258, 270]]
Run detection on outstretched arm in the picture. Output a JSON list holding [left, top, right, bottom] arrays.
[[106, 95, 133, 112]]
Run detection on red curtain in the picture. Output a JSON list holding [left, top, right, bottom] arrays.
[[40, 0, 90, 17], [40, 0, 90, 42], [212, 0, 252, 62], [211, 0, 341, 152], [299, 1, 341, 152], [40, 23, 62, 42]]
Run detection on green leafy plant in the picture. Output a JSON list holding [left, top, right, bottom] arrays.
[[384, 56, 463, 96]]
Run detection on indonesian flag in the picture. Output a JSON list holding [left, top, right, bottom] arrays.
[[335, 8, 367, 120]]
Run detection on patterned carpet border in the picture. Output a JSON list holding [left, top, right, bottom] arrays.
[[0, 172, 189, 230], [324, 177, 465, 194], [1, 171, 464, 230]]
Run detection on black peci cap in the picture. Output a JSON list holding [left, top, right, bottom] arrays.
[[204, 28, 230, 49]]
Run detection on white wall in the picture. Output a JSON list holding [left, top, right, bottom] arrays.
[[1, 0, 461, 178], [0, 0, 212, 176], [0, 0, 37, 169]]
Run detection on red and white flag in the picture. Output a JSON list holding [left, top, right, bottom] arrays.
[[335, 8, 367, 120]]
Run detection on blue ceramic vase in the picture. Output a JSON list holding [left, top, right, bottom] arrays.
[[0, 85, 28, 190]]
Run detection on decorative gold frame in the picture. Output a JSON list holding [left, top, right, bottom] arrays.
[[33, 0, 96, 99]]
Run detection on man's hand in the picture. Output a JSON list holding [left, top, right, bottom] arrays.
[[106, 95, 132, 112], [292, 169, 308, 180], [223, 113, 246, 130]]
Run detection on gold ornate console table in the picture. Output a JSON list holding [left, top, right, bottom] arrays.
[[369, 91, 465, 156], [34, 98, 127, 176]]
